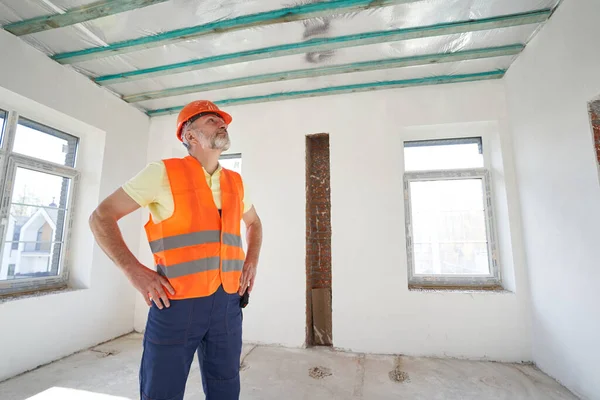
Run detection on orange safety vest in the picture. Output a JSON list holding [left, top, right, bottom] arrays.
[[144, 155, 245, 299]]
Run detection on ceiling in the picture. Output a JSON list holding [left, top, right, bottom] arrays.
[[0, 0, 562, 117]]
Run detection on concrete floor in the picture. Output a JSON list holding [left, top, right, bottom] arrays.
[[0, 333, 577, 400]]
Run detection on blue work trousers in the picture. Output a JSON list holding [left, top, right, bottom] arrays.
[[140, 285, 243, 400]]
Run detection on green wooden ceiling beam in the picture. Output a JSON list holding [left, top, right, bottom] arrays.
[[146, 70, 506, 117], [51, 0, 420, 64], [95, 9, 550, 85], [3, 0, 169, 36], [124, 44, 523, 103]]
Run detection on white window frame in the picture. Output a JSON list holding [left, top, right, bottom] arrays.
[[220, 153, 242, 160], [403, 138, 501, 289], [0, 110, 80, 296], [219, 152, 242, 170]]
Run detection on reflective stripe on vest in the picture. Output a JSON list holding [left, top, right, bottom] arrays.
[[149, 231, 243, 254], [157, 258, 244, 279]]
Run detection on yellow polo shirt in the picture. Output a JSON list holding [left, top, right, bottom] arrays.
[[122, 161, 252, 224]]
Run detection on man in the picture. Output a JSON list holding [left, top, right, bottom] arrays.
[[89, 100, 262, 400]]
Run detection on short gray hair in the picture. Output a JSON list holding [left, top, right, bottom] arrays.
[[181, 120, 194, 150]]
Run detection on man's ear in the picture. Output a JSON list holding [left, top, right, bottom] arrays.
[[184, 130, 195, 144]]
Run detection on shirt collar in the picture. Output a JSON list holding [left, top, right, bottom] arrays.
[[203, 163, 222, 177]]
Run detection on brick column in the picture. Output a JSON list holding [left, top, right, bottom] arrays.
[[306, 134, 332, 346], [590, 101, 600, 168]]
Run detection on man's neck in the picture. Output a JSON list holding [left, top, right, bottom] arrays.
[[190, 149, 221, 175]]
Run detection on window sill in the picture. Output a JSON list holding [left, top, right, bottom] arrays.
[[0, 284, 77, 304], [408, 284, 511, 294]]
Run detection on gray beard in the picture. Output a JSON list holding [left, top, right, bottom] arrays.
[[196, 129, 230, 151], [211, 135, 230, 151]]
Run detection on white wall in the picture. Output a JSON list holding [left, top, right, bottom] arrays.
[[504, 0, 600, 398], [140, 79, 533, 362], [0, 29, 149, 382]]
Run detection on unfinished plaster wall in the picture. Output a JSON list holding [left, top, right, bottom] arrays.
[[0, 29, 149, 382], [141, 79, 532, 362], [504, 0, 600, 397]]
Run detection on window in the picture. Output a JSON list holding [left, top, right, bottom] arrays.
[[0, 110, 79, 295], [7, 264, 15, 279], [14, 118, 78, 167], [0, 109, 6, 147], [403, 137, 500, 289], [11, 225, 20, 250], [219, 153, 242, 174]]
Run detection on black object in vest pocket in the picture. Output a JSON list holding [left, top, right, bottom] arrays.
[[240, 288, 249, 308]]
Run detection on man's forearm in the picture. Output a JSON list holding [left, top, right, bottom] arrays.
[[245, 219, 262, 264], [89, 211, 140, 275]]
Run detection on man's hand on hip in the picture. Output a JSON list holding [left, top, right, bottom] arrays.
[[238, 261, 257, 295], [240, 206, 262, 296], [89, 188, 176, 309], [126, 263, 175, 309]]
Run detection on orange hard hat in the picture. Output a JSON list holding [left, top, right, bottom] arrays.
[[176, 100, 232, 142]]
